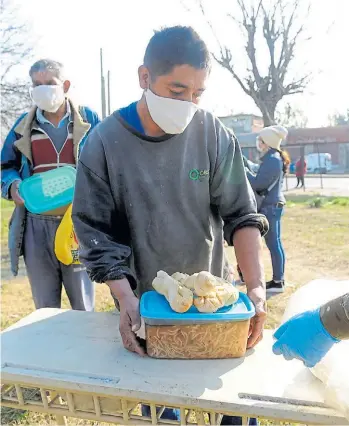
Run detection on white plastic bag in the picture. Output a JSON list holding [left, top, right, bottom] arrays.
[[281, 279, 349, 419]]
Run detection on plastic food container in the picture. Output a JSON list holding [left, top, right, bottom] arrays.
[[19, 166, 76, 214], [140, 291, 255, 359]]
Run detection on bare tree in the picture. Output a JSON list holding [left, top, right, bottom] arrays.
[[183, 0, 311, 126], [1, 0, 34, 138], [276, 103, 308, 128], [328, 109, 349, 126]]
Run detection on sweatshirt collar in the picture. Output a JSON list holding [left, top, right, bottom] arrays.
[[36, 100, 71, 128]]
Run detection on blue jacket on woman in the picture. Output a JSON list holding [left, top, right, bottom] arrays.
[[247, 149, 285, 207]]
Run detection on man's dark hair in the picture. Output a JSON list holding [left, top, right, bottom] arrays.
[[144, 26, 211, 78], [29, 59, 65, 80]]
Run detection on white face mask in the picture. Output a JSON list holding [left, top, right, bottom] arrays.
[[30, 85, 65, 113], [144, 88, 198, 134]]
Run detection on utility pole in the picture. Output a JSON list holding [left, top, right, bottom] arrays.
[[100, 48, 106, 119], [317, 144, 324, 190], [107, 70, 111, 116]]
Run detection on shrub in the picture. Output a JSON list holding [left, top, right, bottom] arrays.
[[308, 197, 326, 208]]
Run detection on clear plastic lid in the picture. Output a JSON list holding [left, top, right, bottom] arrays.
[[140, 291, 255, 325]]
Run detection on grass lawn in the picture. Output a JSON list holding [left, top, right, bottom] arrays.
[[1, 195, 349, 425], [1, 199, 12, 252]]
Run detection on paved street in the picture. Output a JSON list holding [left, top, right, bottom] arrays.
[[283, 176, 349, 195]]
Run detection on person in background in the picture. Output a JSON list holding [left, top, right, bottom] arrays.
[[295, 155, 307, 188], [246, 126, 290, 294], [273, 293, 349, 366], [72, 26, 268, 425], [1, 59, 100, 311]]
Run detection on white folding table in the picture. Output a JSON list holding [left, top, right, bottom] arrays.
[[1, 309, 347, 425]]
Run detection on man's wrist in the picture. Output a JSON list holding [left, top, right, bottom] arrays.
[[107, 277, 134, 301], [320, 294, 349, 341], [10, 179, 21, 187], [247, 285, 267, 314], [9, 179, 21, 196], [245, 279, 265, 292]]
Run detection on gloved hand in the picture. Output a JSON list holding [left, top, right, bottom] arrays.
[[272, 308, 339, 368]]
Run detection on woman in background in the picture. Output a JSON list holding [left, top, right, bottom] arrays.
[[295, 155, 307, 188], [246, 125, 290, 294]]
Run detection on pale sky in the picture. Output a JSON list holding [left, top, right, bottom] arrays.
[[13, 0, 349, 127]]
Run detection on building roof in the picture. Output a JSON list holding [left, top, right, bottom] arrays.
[[286, 126, 349, 145], [236, 125, 349, 148], [218, 113, 263, 120], [236, 132, 258, 147]]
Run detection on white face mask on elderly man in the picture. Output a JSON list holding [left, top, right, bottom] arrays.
[[30, 85, 65, 113], [144, 88, 198, 135]]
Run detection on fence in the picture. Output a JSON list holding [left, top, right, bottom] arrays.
[[241, 142, 349, 191]]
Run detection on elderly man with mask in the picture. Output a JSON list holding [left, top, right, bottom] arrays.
[[1, 59, 100, 311]]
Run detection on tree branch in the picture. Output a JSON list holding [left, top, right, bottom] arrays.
[[195, 0, 252, 97], [1, 0, 35, 137], [211, 50, 251, 96], [181, 0, 311, 126], [237, 0, 263, 86], [284, 74, 311, 95], [276, 0, 309, 84]]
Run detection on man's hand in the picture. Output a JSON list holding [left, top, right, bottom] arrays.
[[232, 227, 266, 349], [119, 294, 146, 356], [247, 286, 267, 348], [108, 278, 146, 357], [10, 180, 24, 206]]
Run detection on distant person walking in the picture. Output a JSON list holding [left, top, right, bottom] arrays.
[[295, 156, 307, 188]]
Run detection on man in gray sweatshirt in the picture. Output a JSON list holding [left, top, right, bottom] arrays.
[[72, 27, 268, 362]]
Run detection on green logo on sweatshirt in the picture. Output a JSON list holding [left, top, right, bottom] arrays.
[[189, 169, 209, 181]]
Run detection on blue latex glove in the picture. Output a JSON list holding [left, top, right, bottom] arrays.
[[272, 308, 339, 368]]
